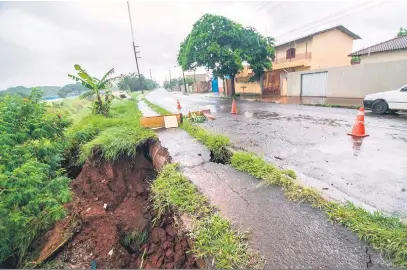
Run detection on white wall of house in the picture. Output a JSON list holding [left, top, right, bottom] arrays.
[[287, 59, 407, 98], [360, 50, 407, 64]]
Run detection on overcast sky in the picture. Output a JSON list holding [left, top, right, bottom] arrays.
[[0, 0, 405, 89]]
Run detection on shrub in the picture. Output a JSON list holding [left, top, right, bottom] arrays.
[[0, 89, 72, 264]]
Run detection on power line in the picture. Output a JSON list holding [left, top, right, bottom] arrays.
[[275, 0, 389, 41], [126, 1, 143, 93]]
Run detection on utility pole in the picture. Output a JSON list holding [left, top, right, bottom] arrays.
[[149, 69, 152, 80], [127, 2, 143, 94]]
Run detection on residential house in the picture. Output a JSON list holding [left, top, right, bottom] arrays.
[[349, 35, 407, 64], [233, 25, 360, 96], [184, 72, 212, 93]]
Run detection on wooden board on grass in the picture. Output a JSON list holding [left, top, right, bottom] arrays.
[[140, 113, 183, 128]]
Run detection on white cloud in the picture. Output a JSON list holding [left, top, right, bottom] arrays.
[[0, 1, 406, 89]]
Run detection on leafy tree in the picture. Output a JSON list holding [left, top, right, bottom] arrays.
[[163, 80, 171, 90], [68, 64, 117, 116], [178, 14, 275, 96], [397, 27, 407, 37], [185, 77, 194, 86], [0, 89, 71, 265], [117, 73, 159, 92]]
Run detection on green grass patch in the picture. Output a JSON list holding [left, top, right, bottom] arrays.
[[66, 99, 155, 163], [151, 163, 210, 217], [192, 214, 250, 268], [142, 97, 171, 115], [151, 164, 259, 268], [49, 98, 91, 123]]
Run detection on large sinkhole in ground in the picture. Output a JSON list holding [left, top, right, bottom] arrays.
[[36, 140, 198, 269]]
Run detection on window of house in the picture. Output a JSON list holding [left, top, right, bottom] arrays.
[[286, 48, 296, 59]]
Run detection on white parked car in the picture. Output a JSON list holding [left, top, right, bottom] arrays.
[[364, 84, 407, 114]]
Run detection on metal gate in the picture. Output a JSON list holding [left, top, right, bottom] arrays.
[[263, 70, 281, 95], [301, 72, 328, 97]]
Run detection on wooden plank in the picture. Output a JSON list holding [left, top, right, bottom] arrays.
[[188, 111, 204, 118], [140, 113, 183, 128]]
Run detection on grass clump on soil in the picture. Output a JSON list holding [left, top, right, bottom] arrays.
[[324, 202, 407, 267], [152, 164, 258, 269], [230, 151, 321, 205], [67, 99, 156, 163], [193, 214, 249, 269], [151, 163, 210, 217]]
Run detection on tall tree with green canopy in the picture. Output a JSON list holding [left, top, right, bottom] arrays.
[[117, 73, 159, 91], [177, 14, 275, 96]]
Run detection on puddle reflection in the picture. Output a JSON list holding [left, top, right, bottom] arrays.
[[350, 136, 364, 156]]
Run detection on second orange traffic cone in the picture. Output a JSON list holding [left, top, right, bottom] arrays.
[[231, 99, 237, 114], [348, 107, 369, 137], [176, 99, 182, 110]]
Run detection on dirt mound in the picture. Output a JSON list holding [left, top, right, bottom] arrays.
[[40, 146, 197, 269]]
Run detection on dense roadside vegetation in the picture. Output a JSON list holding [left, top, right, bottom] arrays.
[[0, 89, 72, 264], [143, 97, 407, 268], [0, 85, 155, 266]]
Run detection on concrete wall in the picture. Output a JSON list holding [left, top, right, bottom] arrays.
[[360, 50, 407, 64], [287, 59, 407, 98], [235, 81, 262, 95], [311, 29, 353, 69], [235, 65, 262, 95]]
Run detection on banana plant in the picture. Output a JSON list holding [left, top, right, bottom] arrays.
[[68, 64, 117, 116]]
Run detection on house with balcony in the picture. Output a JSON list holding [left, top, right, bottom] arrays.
[[233, 25, 360, 96]]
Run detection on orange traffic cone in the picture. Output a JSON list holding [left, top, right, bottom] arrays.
[[348, 107, 369, 137], [176, 99, 182, 110], [231, 99, 237, 114]]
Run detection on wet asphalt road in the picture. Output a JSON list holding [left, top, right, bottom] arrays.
[[138, 100, 384, 268], [145, 89, 407, 218]]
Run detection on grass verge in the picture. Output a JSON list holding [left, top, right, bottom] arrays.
[[66, 98, 156, 164], [142, 98, 407, 268], [142, 97, 171, 115], [151, 164, 259, 269]]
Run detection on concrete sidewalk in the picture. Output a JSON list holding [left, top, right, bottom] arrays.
[[138, 100, 383, 268]]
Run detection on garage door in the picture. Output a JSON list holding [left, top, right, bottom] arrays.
[[301, 72, 328, 97]]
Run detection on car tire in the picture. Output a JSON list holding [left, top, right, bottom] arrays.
[[371, 99, 388, 115]]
